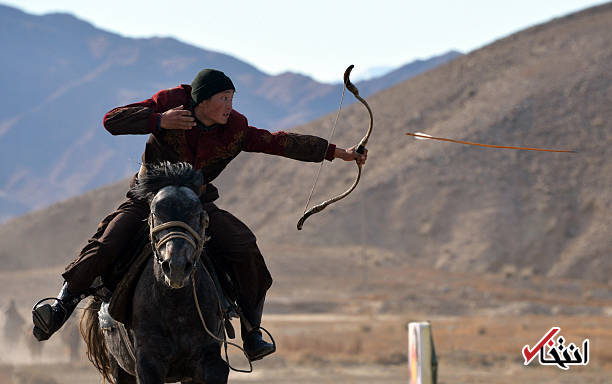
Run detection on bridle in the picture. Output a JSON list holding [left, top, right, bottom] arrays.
[[148, 212, 209, 264]]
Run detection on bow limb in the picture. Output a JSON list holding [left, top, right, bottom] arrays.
[[344, 65, 374, 153], [297, 65, 374, 230]]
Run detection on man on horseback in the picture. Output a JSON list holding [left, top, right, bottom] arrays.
[[32, 69, 367, 361]]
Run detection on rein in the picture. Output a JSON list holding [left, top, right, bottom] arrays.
[[191, 272, 255, 373], [148, 216, 259, 373]]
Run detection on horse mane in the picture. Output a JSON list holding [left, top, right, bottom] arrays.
[[131, 162, 203, 201]]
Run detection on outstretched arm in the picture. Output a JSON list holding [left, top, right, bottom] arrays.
[[243, 124, 367, 166], [242, 123, 336, 162]]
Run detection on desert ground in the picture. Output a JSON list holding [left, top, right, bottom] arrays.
[[0, 244, 610, 383]]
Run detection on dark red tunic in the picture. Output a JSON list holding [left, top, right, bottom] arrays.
[[103, 84, 336, 186]]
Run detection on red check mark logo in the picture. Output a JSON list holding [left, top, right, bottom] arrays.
[[522, 327, 560, 365]]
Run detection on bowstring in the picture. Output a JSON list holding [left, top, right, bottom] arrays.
[[302, 82, 347, 214]]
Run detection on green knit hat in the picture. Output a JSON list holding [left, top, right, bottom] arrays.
[[191, 69, 235, 106]]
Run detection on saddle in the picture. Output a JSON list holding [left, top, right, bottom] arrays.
[[96, 223, 240, 338]]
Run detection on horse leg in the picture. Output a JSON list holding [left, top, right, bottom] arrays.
[[135, 349, 169, 384], [110, 355, 136, 384], [193, 343, 228, 384]]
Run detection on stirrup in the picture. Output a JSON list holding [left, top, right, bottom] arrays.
[[32, 297, 70, 335], [243, 326, 276, 361]]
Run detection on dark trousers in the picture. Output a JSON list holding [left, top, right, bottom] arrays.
[[62, 190, 273, 319]]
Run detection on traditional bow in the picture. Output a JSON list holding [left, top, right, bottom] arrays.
[[297, 65, 373, 230]]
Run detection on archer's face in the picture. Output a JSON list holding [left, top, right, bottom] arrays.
[[195, 90, 234, 126]]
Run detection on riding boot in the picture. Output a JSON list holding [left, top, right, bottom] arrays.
[[241, 297, 275, 361], [32, 282, 85, 341]]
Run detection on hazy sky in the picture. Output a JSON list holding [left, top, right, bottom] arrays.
[[3, 0, 608, 82]]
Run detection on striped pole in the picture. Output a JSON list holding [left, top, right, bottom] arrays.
[[408, 321, 438, 384]]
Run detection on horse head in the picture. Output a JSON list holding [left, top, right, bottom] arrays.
[[132, 162, 208, 289]]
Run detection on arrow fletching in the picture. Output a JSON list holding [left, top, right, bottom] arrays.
[[412, 132, 433, 140]]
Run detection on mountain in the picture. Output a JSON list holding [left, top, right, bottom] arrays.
[[2, 3, 609, 284], [0, 4, 460, 222], [357, 50, 462, 97], [351, 66, 395, 81]]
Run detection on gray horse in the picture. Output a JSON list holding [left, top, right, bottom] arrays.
[[81, 162, 229, 384]]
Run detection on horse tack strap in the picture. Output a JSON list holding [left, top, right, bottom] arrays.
[[191, 272, 253, 374], [150, 220, 204, 253], [118, 323, 137, 362], [156, 232, 198, 251], [150, 220, 203, 243]]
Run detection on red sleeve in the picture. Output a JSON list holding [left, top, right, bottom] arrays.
[[241, 114, 333, 163], [103, 85, 191, 135], [243, 125, 287, 156]]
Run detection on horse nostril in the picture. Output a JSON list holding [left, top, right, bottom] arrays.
[[161, 260, 171, 275], [184, 261, 193, 274]]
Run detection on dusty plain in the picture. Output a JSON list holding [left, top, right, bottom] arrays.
[[0, 244, 610, 383]]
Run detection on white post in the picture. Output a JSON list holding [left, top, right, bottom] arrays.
[[408, 321, 438, 384]]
